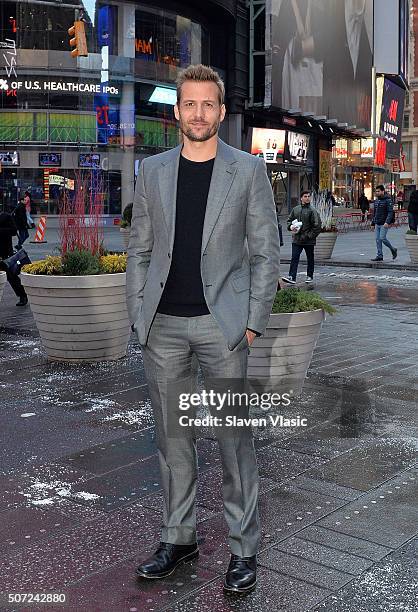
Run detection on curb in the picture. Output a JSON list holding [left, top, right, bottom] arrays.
[[280, 258, 418, 272]]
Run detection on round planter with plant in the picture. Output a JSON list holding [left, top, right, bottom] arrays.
[[22, 252, 130, 362], [405, 229, 418, 264], [120, 202, 133, 250], [312, 191, 338, 259], [248, 287, 336, 396], [21, 174, 131, 362]]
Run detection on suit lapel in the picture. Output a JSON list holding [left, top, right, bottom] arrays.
[[201, 140, 237, 254], [157, 145, 181, 249]]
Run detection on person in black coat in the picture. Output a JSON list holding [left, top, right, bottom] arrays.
[[358, 192, 369, 222], [407, 189, 418, 232], [13, 199, 29, 249], [0, 212, 28, 306]]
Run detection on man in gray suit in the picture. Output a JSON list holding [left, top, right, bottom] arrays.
[[127, 64, 280, 593]]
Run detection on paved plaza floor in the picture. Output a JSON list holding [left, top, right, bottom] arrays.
[[0, 255, 417, 611]]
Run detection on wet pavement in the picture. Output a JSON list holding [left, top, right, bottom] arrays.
[[0, 266, 417, 611], [21, 225, 418, 270]]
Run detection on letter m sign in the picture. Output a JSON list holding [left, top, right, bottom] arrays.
[[388, 99, 398, 122]]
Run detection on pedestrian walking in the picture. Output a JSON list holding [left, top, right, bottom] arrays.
[[407, 189, 418, 232], [371, 185, 397, 261], [13, 199, 29, 249], [0, 211, 28, 306], [24, 191, 35, 228], [127, 64, 280, 593], [282, 190, 322, 284], [358, 192, 369, 222], [396, 189, 404, 211]]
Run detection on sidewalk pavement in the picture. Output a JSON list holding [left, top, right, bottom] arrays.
[[21, 224, 418, 272], [0, 258, 417, 609]]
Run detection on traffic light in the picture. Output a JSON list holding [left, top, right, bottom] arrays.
[[68, 21, 88, 58]]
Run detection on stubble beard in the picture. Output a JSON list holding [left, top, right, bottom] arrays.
[[179, 116, 221, 142]]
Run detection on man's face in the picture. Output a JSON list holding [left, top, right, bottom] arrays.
[[301, 193, 311, 205], [375, 189, 384, 198], [174, 81, 226, 143]]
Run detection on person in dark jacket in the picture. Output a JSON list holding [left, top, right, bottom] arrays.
[[371, 185, 397, 261], [13, 199, 29, 249], [407, 189, 418, 232], [358, 192, 369, 222], [283, 191, 322, 284], [0, 212, 28, 306]]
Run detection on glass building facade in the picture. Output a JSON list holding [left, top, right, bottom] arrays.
[[0, 0, 216, 216]]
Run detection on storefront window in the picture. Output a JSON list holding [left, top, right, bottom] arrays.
[[0, 2, 208, 215]]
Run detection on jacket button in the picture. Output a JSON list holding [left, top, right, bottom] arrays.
[[160, 282, 164, 288], [168, 253, 171, 258]]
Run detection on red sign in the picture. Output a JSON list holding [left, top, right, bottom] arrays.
[[374, 138, 387, 166]]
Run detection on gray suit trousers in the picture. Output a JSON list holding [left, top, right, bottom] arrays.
[[141, 312, 261, 557]]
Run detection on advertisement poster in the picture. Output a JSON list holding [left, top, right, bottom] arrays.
[[376, 76, 405, 157], [287, 131, 309, 163], [266, 0, 373, 128], [250, 127, 286, 163], [319, 149, 331, 191], [361, 138, 374, 158]]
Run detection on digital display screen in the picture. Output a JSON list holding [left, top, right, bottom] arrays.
[[39, 152, 61, 167], [0, 151, 19, 166], [149, 87, 177, 106], [79, 153, 101, 168]]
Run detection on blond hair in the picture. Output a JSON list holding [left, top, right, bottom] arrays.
[[176, 64, 225, 106]]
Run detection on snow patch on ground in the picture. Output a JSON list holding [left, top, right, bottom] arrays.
[[102, 400, 152, 426], [16, 468, 101, 507], [85, 397, 118, 413]]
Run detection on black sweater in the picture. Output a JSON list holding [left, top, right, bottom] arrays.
[[157, 155, 214, 317]]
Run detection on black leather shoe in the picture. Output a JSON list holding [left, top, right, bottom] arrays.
[[392, 248, 398, 260], [371, 256, 383, 262], [136, 542, 198, 579], [223, 554, 257, 593]]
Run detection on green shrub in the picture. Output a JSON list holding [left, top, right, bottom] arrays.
[[61, 249, 101, 276], [406, 229, 417, 235], [122, 203, 133, 226], [272, 287, 336, 314]]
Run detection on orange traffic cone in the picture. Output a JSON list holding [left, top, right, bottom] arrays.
[[30, 216, 47, 243]]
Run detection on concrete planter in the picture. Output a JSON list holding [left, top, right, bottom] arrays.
[[0, 271, 6, 302], [315, 232, 338, 259], [405, 234, 418, 264], [21, 272, 130, 362], [120, 227, 130, 250], [248, 309, 325, 396]]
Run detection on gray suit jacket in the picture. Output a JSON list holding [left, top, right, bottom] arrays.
[[126, 138, 281, 350]]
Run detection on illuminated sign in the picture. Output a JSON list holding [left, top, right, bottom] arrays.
[[0, 39, 17, 79], [149, 87, 177, 106], [135, 38, 152, 54], [0, 79, 119, 95], [334, 139, 348, 159], [250, 127, 286, 163], [0, 150, 19, 165], [360, 138, 374, 158], [48, 175, 74, 190]]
